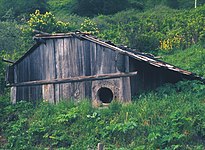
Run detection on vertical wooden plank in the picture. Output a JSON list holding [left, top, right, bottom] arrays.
[[125, 56, 129, 73], [11, 86, 17, 104], [34, 47, 41, 80], [85, 81, 92, 99], [42, 84, 55, 103], [61, 83, 72, 100], [97, 44, 104, 74], [35, 85, 42, 104], [77, 38, 85, 76], [14, 65, 17, 83], [90, 42, 97, 75], [83, 40, 91, 76], [29, 86, 36, 105], [120, 77, 131, 102], [63, 38, 69, 78], [55, 39, 64, 102], [47, 39, 56, 80], [55, 39, 64, 79], [94, 45, 117, 75], [74, 82, 86, 100], [97, 143, 104, 150], [40, 44, 46, 80], [62, 38, 70, 98], [55, 84, 60, 103], [32, 48, 37, 81]]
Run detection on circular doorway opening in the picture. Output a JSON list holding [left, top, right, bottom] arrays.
[[97, 87, 113, 103]]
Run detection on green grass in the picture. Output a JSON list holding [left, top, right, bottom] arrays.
[[161, 44, 205, 77], [0, 81, 205, 149]]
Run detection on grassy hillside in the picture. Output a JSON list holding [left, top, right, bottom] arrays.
[[1, 1, 205, 149], [0, 81, 205, 149], [162, 44, 205, 77]]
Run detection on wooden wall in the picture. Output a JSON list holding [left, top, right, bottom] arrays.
[[129, 57, 185, 97], [13, 37, 131, 103]]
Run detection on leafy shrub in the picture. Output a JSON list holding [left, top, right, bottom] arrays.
[[0, 0, 47, 20], [1, 80, 205, 149], [162, 44, 205, 77], [80, 18, 99, 35], [26, 10, 73, 33], [95, 5, 205, 52], [0, 21, 24, 52]]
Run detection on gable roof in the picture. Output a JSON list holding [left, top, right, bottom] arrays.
[[13, 32, 204, 83]]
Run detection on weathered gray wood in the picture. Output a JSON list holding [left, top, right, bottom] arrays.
[[2, 58, 14, 64], [40, 44, 46, 80], [84, 40, 91, 76], [47, 39, 56, 80], [62, 38, 71, 99], [35, 85, 42, 104], [42, 84, 55, 103], [55, 39, 64, 79], [11, 86, 16, 104], [14, 65, 17, 83], [92, 79, 120, 106], [90, 42, 97, 75], [55, 84, 60, 103], [9, 71, 137, 87], [97, 143, 104, 150], [120, 77, 131, 102], [81, 35, 156, 63], [125, 56, 129, 73]]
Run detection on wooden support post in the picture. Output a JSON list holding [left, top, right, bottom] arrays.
[[11, 86, 17, 104], [97, 143, 104, 150]]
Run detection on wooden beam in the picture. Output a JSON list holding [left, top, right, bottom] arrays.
[[97, 143, 104, 150], [8, 71, 138, 87], [2, 58, 14, 64]]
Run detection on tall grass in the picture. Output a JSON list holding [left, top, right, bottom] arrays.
[[162, 44, 205, 77], [0, 80, 205, 149]]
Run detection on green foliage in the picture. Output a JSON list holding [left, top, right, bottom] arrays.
[[96, 5, 205, 52], [0, 0, 47, 20], [0, 21, 24, 52], [80, 18, 99, 35], [0, 2, 205, 149], [162, 44, 205, 77], [48, 0, 75, 14], [27, 10, 73, 33], [0, 96, 34, 149], [73, 0, 130, 16], [1, 81, 205, 149]]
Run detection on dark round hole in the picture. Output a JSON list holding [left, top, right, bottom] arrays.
[[97, 87, 113, 103]]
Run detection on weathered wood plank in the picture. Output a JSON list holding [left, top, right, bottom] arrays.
[[90, 42, 97, 75], [55, 84, 60, 103], [11, 86, 16, 104], [55, 39, 64, 79], [62, 38, 70, 99], [120, 77, 131, 102], [92, 78, 120, 106], [40, 44, 46, 80], [9, 71, 137, 87], [97, 143, 104, 150], [47, 39, 56, 80], [42, 84, 55, 103], [84, 40, 91, 76]]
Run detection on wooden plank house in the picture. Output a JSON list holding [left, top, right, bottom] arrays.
[[6, 32, 203, 105]]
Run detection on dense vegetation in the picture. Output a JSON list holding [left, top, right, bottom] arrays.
[[0, 0, 205, 149], [1, 81, 205, 149]]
